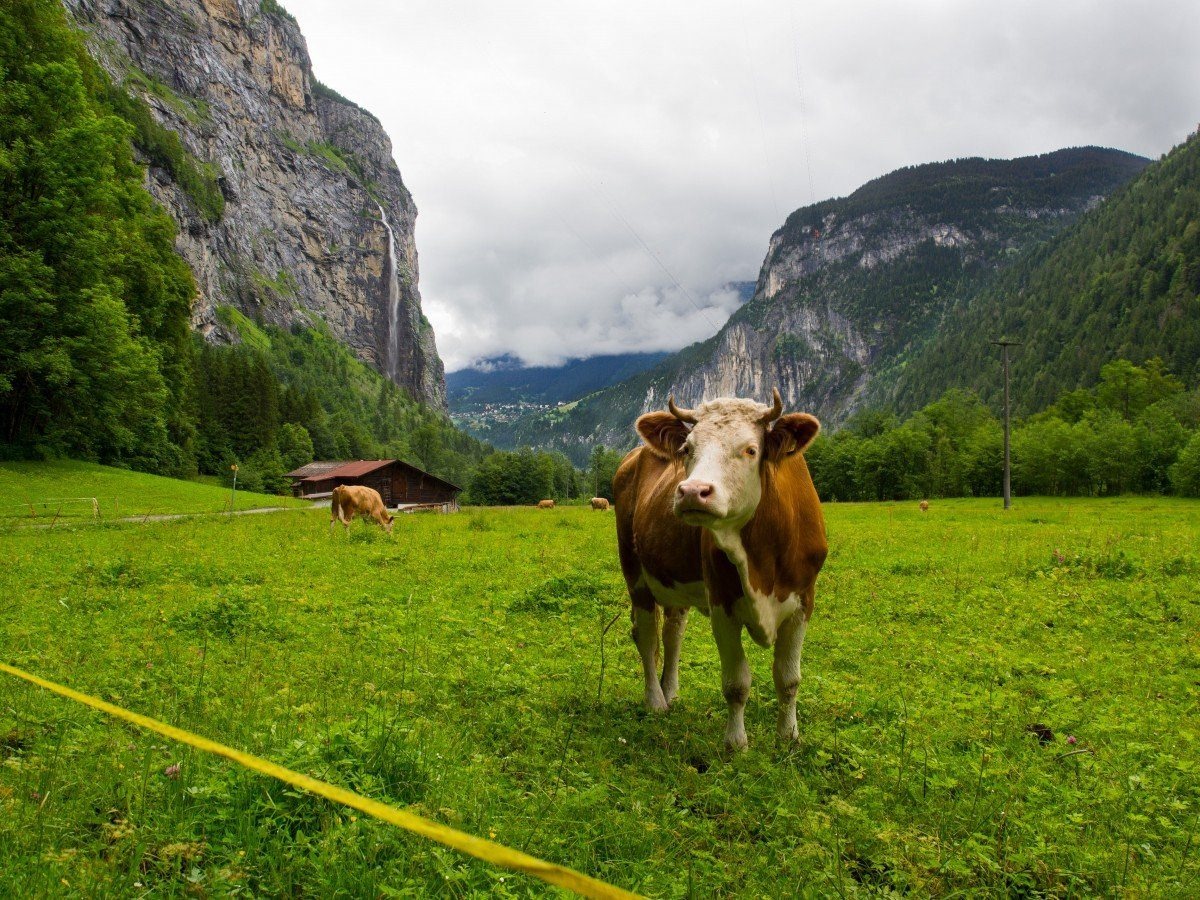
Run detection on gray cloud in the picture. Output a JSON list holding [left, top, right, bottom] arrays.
[[284, 0, 1198, 370]]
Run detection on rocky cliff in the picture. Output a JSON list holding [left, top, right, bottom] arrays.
[[505, 148, 1148, 463], [63, 0, 445, 409]]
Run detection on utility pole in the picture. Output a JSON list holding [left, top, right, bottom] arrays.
[[991, 340, 1021, 510]]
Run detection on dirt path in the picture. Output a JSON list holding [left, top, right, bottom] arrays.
[[9, 504, 316, 530]]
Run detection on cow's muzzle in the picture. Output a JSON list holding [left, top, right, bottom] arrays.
[[675, 480, 717, 517]]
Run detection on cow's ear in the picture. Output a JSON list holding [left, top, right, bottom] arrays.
[[765, 413, 820, 461], [636, 412, 689, 459]]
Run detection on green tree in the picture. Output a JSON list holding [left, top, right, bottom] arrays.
[[1168, 430, 1200, 497], [277, 422, 314, 472], [0, 0, 196, 470], [587, 446, 626, 501]]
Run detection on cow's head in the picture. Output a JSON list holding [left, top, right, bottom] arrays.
[[385, 513, 395, 534], [636, 389, 819, 529]]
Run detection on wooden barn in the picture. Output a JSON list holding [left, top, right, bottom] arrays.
[[284, 460, 461, 512]]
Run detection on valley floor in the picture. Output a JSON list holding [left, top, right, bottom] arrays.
[[1, 497, 1198, 895]]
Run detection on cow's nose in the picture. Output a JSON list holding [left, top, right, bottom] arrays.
[[676, 480, 715, 509]]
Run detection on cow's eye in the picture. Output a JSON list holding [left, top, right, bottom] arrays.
[[744, 446, 758, 458], [680, 443, 693, 456]]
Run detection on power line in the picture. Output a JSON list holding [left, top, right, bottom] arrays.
[[741, 17, 781, 221], [788, 3, 816, 206], [576, 166, 721, 332]]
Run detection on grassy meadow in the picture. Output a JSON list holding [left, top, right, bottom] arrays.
[[0, 461, 308, 521], [1, 491, 1198, 896]]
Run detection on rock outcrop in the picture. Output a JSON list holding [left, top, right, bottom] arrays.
[[63, 0, 445, 409]]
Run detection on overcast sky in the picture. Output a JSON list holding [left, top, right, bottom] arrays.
[[283, 0, 1198, 372]]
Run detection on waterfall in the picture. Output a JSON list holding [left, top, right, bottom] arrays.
[[376, 203, 401, 381]]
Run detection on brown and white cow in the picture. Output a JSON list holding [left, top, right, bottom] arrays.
[[330, 484, 394, 534], [537, 499, 556, 509], [590, 497, 611, 511], [613, 389, 826, 750]]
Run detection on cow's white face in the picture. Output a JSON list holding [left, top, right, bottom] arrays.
[[636, 392, 820, 531]]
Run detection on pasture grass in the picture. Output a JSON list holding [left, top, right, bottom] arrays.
[[0, 497, 1198, 896], [0, 461, 308, 521]]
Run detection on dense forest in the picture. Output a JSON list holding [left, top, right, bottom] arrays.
[[0, 0, 197, 471], [807, 358, 1200, 500]]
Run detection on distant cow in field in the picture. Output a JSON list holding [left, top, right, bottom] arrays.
[[614, 389, 826, 750], [590, 497, 610, 511], [919, 499, 930, 512], [330, 485, 394, 534], [537, 499, 555, 509]]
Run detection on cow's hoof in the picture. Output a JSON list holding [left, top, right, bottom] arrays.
[[777, 727, 799, 744], [644, 694, 670, 714], [724, 731, 749, 752]]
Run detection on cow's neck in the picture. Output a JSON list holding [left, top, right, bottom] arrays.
[[706, 457, 816, 645]]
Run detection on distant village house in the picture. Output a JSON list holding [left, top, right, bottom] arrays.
[[285, 460, 461, 512]]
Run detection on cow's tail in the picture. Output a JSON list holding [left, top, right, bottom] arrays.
[[330, 486, 342, 528], [654, 604, 663, 668]]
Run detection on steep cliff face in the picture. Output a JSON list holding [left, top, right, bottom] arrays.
[[63, 0, 445, 409], [505, 148, 1148, 463]]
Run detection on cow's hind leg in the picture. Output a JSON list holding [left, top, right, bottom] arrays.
[[660, 607, 688, 706], [772, 610, 809, 744], [711, 606, 750, 750], [632, 601, 668, 712]]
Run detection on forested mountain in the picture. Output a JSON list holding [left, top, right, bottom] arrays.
[[506, 147, 1150, 464], [63, 0, 445, 408], [0, 0, 472, 486], [881, 130, 1200, 414]]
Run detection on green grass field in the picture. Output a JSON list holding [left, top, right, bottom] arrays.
[[0, 461, 309, 521], [1, 497, 1198, 896]]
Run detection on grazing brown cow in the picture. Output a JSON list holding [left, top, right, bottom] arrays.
[[614, 389, 826, 750], [590, 497, 610, 511], [537, 499, 556, 509], [919, 499, 930, 512], [330, 485, 394, 534]]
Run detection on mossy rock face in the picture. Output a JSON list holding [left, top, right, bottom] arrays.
[[68, 0, 446, 410]]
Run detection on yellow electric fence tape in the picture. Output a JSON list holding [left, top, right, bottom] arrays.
[[0, 662, 641, 900]]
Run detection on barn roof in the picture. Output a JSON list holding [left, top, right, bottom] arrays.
[[284, 460, 344, 479], [293, 459, 462, 493], [319, 459, 395, 479]]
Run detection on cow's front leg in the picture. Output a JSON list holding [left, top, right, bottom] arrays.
[[632, 604, 668, 712], [660, 607, 688, 706], [711, 605, 750, 750], [772, 610, 809, 743]]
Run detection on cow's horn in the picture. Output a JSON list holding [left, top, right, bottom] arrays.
[[759, 388, 784, 424], [668, 395, 698, 424]]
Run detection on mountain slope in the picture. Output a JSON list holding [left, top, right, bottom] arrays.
[[882, 131, 1200, 415], [63, 0, 445, 408], [515, 147, 1149, 462]]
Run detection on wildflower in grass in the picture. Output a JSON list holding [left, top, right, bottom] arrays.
[[1067, 735, 1078, 745], [164, 763, 181, 779]]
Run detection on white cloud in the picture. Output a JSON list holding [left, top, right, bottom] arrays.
[[283, 0, 1199, 371]]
